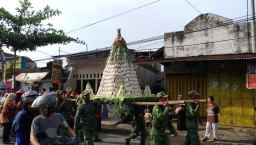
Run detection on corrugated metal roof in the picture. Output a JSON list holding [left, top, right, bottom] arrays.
[[16, 72, 49, 84], [133, 53, 256, 64]]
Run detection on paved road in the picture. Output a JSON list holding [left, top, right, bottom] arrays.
[[1, 124, 256, 145], [0, 125, 150, 145]]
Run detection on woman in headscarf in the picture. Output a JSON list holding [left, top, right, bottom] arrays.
[[15, 89, 25, 111], [175, 95, 187, 131], [0, 93, 17, 144], [0, 92, 8, 113]]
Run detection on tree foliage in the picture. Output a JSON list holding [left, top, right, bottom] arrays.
[[0, 0, 85, 51]]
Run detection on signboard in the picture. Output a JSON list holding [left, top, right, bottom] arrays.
[[247, 64, 256, 89], [52, 59, 63, 84]]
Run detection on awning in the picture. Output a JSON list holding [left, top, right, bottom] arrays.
[[16, 72, 49, 84]]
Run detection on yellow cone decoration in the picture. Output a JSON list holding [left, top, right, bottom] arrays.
[[143, 85, 152, 96], [84, 82, 94, 96]]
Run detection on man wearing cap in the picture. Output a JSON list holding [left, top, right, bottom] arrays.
[[64, 87, 77, 128], [74, 90, 95, 145], [55, 90, 77, 131], [184, 90, 201, 145], [66, 87, 74, 99], [150, 92, 177, 145]]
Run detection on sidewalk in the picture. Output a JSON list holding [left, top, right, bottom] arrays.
[[102, 108, 256, 145]]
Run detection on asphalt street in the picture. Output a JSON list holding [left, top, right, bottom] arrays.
[[0, 125, 150, 145]]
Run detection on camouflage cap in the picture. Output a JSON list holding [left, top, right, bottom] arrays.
[[66, 87, 73, 92], [188, 90, 200, 97], [156, 92, 168, 98], [81, 90, 90, 96], [55, 90, 63, 95]]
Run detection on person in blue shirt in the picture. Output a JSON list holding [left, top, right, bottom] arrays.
[[12, 91, 39, 145]]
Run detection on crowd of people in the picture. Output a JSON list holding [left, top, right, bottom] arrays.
[[125, 90, 219, 145], [0, 87, 102, 145], [0, 87, 219, 145]]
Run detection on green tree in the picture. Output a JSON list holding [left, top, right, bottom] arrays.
[[0, 0, 84, 91]]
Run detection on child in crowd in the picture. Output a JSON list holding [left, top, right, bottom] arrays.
[[144, 107, 152, 133]]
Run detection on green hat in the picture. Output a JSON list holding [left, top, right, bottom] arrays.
[[156, 92, 168, 98], [55, 90, 63, 95], [66, 87, 73, 92], [188, 90, 200, 97], [81, 90, 90, 96]]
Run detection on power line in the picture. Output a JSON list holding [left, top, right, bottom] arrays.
[[185, 0, 201, 14], [66, 0, 161, 34], [36, 50, 53, 57], [133, 41, 163, 51], [34, 14, 256, 61], [60, 50, 71, 54]]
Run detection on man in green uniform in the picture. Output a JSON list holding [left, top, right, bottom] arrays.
[[66, 87, 74, 99], [76, 91, 102, 142], [74, 90, 95, 145], [125, 105, 146, 145], [65, 87, 77, 127], [55, 90, 77, 129], [184, 90, 201, 145], [93, 100, 103, 142], [150, 92, 177, 145]]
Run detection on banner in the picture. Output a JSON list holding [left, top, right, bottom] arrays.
[[0, 49, 6, 82], [247, 64, 256, 89], [52, 59, 63, 84]]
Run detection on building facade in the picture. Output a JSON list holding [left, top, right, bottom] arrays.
[[163, 13, 255, 127], [64, 48, 161, 94], [133, 13, 256, 127]]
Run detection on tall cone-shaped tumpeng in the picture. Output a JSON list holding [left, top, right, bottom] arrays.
[[97, 29, 142, 97]]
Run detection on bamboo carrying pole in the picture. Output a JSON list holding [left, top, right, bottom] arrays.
[[130, 99, 206, 106]]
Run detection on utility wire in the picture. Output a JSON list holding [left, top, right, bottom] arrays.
[[134, 41, 164, 51], [36, 50, 53, 57], [61, 15, 254, 58], [185, 0, 201, 14], [60, 50, 70, 54], [38, 14, 255, 61], [66, 0, 161, 34]]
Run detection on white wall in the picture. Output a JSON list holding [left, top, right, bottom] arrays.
[[39, 82, 52, 92], [20, 82, 32, 92], [65, 58, 105, 93], [65, 57, 160, 93], [164, 13, 249, 58]]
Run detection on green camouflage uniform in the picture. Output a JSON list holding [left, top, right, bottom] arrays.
[[184, 102, 201, 145], [150, 105, 173, 145], [128, 106, 146, 140], [93, 101, 102, 140], [76, 94, 83, 105], [56, 98, 77, 128], [74, 101, 95, 145]]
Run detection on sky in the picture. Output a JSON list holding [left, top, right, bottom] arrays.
[[0, 0, 251, 67]]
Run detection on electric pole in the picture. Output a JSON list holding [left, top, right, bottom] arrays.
[[251, 0, 256, 53]]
